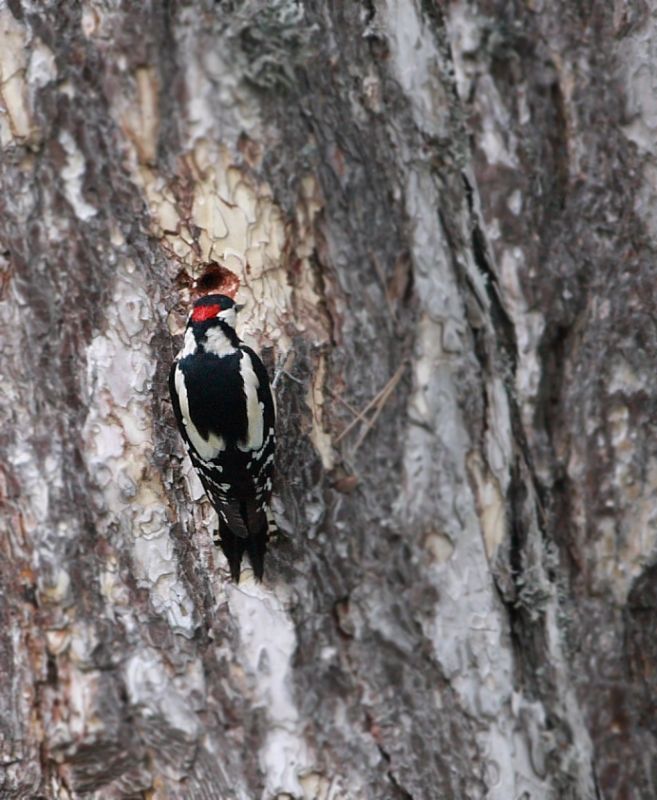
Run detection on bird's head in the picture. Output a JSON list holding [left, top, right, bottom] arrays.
[[189, 294, 243, 329]]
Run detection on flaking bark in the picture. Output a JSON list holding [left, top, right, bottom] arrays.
[[1, 1, 656, 798]]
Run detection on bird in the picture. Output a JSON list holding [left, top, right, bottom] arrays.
[[169, 293, 276, 581]]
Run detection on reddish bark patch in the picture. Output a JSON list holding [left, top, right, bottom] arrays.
[[194, 263, 240, 299]]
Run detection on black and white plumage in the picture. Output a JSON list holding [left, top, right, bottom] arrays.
[[169, 294, 276, 582]]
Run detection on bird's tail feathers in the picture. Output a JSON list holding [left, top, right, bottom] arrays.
[[216, 503, 273, 582], [215, 524, 248, 582], [245, 519, 268, 581]]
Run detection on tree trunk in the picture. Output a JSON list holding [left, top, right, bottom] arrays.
[[1, 1, 654, 798]]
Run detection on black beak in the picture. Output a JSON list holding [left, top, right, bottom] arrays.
[[234, 303, 245, 313]]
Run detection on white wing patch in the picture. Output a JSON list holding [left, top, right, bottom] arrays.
[[174, 364, 226, 459], [238, 350, 264, 452]]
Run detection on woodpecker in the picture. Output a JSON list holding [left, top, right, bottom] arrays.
[[169, 294, 276, 582]]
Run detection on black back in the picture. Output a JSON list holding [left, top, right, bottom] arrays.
[[178, 350, 248, 446]]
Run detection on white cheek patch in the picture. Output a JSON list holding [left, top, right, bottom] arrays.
[[217, 307, 237, 327], [174, 365, 226, 459], [205, 327, 237, 357], [238, 352, 264, 452]]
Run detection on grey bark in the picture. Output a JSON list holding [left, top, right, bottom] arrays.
[[1, 1, 654, 798]]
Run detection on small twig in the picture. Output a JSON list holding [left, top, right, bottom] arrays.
[[334, 376, 397, 443], [277, 370, 305, 386], [272, 348, 296, 389], [329, 389, 361, 418], [351, 363, 406, 453], [335, 362, 407, 445]]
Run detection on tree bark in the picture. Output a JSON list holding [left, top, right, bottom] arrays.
[[1, 1, 655, 798]]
